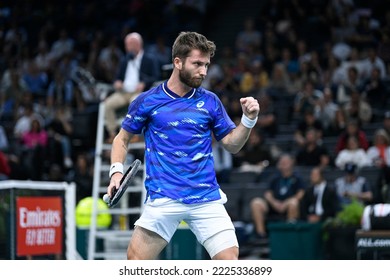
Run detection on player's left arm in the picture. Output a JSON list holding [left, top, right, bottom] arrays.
[[221, 97, 260, 154]]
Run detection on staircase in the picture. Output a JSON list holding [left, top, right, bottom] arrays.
[[87, 101, 146, 260]]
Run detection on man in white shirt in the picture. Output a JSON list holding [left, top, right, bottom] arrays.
[[103, 32, 160, 141]]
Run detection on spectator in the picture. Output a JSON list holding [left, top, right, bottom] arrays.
[[335, 119, 369, 154], [145, 35, 172, 71], [0, 64, 27, 119], [13, 102, 44, 140], [20, 118, 48, 180], [235, 17, 262, 54], [239, 59, 269, 94], [234, 129, 274, 172], [294, 108, 324, 148], [279, 47, 299, 77], [231, 52, 250, 83], [335, 135, 371, 170], [0, 150, 11, 180], [294, 79, 323, 116], [300, 167, 339, 223], [360, 67, 389, 110], [249, 154, 306, 238], [349, 14, 378, 50], [85, 35, 103, 79], [334, 65, 361, 106], [334, 162, 373, 207], [341, 88, 372, 126], [324, 55, 344, 87], [331, 13, 356, 43], [314, 86, 342, 136], [217, 63, 240, 95], [45, 106, 74, 169], [366, 129, 390, 168], [306, 51, 325, 86], [57, 53, 78, 84], [227, 98, 244, 125], [103, 32, 160, 141], [21, 60, 48, 102], [21, 118, 48, 150], [44, 163, 65, 182], [295, 128, 331, 168], [5, 150, 28, 180], [266, 63, 292, 96], [67, 152, 94, 203], [383, 111, 390, 139], [46, 68, 74, 109], [297, 59, 322, 89], [97, 36, 124, 83], [49, 29, 75, 61], [256, 93, 277, 137], [34, 40, 53, 73], [359, 47, 387, 80]]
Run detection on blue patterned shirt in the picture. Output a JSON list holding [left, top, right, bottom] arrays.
[[121, 81, 235, 204]]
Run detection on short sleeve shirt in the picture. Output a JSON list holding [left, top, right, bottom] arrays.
[[268, 172, 306, 201], [121, 81, 236, 204]]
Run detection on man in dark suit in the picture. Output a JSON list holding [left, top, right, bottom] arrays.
[[104, 32, 161, 141], [300, 167, 339, 222]]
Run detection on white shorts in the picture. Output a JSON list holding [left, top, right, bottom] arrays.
[[134, 190, 238, 257]]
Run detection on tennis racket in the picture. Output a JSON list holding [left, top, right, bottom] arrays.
[[103, 159, 142, 208]]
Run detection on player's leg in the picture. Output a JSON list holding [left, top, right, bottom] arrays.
[[203, 229, 239, 260], [186, 200, 239, 260], [127, 226, 168, 260], [130, 198, 183, 259], [212, 246, 239, 260]]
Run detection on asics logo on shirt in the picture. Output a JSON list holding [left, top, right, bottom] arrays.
[[196, 101, 205, 108]]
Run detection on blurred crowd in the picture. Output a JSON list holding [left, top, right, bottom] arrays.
[[0, 0, 390, 205], [209, 0, 390, 207], [0, 0, 212, 202]]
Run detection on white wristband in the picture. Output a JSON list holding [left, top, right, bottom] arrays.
[[241, 114, 258, 128], [109, 162, 124, 178]]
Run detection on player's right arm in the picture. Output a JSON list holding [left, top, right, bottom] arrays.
[[107, 128, 135, 197], [220, 97, 259, 154]]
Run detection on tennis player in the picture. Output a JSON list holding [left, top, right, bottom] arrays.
[[107, 31, 260, 260]]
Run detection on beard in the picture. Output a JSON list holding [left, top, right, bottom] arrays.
[[178, 67, 204, 88]]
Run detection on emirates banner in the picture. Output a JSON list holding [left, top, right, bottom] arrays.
[[16, 197, 63, 256]]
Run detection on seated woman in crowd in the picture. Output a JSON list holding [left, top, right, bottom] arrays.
[[366, 128, 390, 168], [335, 135, 371, 170], [20, 118, 48, 180]]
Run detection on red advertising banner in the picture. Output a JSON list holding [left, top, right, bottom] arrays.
[[16, 197, 63, 256]]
